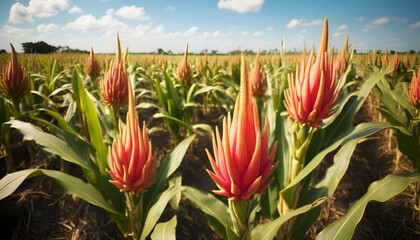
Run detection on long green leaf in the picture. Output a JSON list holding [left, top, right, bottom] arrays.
[[283, 122, 388, 193], [8, 120, 96, 171], [181, 186, 232, 234], [316, 173, 420, 240], [143, 134, 195, 213], [315, 139, 359, 195], [153, 112, 192, 130], [71, 68, 107, 174], [151, 216, 177, 240], [141, 185, 181, 240], [290, 139, 360, 238], [251, 197, 327, 240], [38, 108, 79, 135], [311, 67, 392, 154], [0, 169, 122, 216]]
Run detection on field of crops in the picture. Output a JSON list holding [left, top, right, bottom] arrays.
[[1, 21, 420, 240]]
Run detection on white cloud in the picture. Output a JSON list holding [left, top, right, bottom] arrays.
[[286, 19, 301, 28], [8, 3, 32, 23], [166, 5, 176, 11], [30, 0, 69, 18], [334, 24, 347, 38], [338, 24, 347, 30], [296, 33, 305, 43], [202, 30, 223, 39], [218, 0, 264, 13], [240, 31, 248, 36], [114, 5, 150, 21], [372, 17, 389, 25], [253, 31, 263, 37], [409, 21, 420, 29], [362, 17, 389, 32], [37, 23, 59, 34], [309, 19, 323, 26], [68, 6, 82, 14], [106, 8, 114, 15], [266, 26, 273, 32], [131, 24, 152, 37], [357, 17, 364, 22], [301, 28, 307, 33], [65, 14, 130, 35], [212, 30, 221, 37], [1, 25, 33, 37], [152, 25, 165, 35], [286, 18, 323, 29], [8, 0, 69, 23], [184, 26, 199, 37]]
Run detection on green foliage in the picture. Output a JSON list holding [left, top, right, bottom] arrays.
[[1, 49, 420, 240], [151, 216, 177, 240], [375, 74, 420, 170], [317, 173, 420, 240], [22, 41, 58, 54]]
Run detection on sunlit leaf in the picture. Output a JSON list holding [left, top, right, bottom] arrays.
[[316, 173, 420, 240], [0, 169, 122, 216], [150, 216, 177, 240]]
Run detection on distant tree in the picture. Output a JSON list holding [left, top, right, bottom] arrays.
[[410, 49, 416, 54], [390, 50, 396, 54], [22, 41, 58, 54], [200, 49, 208, 55], [0, 49, 7, 54], [157, 48, 165, 54], [211, 50, 218, 55], [61, 48, 89, 54]]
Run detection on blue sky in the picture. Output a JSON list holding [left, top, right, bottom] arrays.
[[1, 0, 419, 53]]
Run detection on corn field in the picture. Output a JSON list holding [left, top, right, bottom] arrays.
[[1, 21, 420, 240]]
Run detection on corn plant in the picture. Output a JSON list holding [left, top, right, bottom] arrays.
[[136, 60, 214, 144], [0, 67, 194, 239]]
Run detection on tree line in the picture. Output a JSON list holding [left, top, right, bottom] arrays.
[[0, 41, 89, 54]]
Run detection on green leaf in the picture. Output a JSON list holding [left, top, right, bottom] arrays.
[[258, 184, 280, 220], [315, 139, 359, 195], [143, 134, 195, 214], [290, 139, 360, 238], [153, 112, 192, 130], [283, 122, 388, 193], [251, 197, 327, 240], [316, 173, 420, 240], [8, 120, 96, 171], [71, 68, 107, 174], [0, 169, 122, 216], [168, 175, 182, 210], [312, 67, 392, 152], [151, 216, 177, 240], [192, 123, 213, 135], [205, 214, 229, 239], [38, 108, 79, 135], [150, 216, 177, 240], [181, 186, 232, 236], [141, 185, 181, 240], [395, 130, 420, 170]]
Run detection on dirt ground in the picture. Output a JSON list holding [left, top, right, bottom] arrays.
[[1, 90, 420, 240]]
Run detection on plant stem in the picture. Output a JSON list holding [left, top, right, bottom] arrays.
[[111, 104, 120, 130], [229, 199, 250, 240], [414, 181, 420, 222], [278, 122, 314, 238], [126, 192, 143, 240]]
